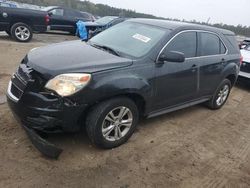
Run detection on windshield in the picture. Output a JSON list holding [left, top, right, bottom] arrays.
[[89, 22, 168, 58], [95, 16, 118, 25]]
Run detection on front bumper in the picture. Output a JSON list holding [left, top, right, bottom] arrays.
[[7, 81, 88, 158], [7, 84, 87, 132], [23, 124, 63, 159]]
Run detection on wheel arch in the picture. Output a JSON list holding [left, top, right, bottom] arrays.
[[10, 20, 33, 31], [85, 92, 147, 118], [221, 62, 239, 86], [225, 74, 237, 86]]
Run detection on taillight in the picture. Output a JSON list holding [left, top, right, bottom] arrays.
[[240, 55, 243, 65], [45, 15, 50, 25]]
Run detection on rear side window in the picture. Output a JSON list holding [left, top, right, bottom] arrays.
[[65, 10, 78, 17], [199, 32, 226, 56], [50, 8, 64, 16], [164, 32, 197, 58]]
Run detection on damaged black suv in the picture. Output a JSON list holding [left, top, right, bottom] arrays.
[[7, 19, 241, 158]]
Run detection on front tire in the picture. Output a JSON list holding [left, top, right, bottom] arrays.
[[10, 23, 33, 42], [207, 79, 232, 110], [86, 97, 139, 149]]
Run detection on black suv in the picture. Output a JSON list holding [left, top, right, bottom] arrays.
[[7, 19, 241, 158]]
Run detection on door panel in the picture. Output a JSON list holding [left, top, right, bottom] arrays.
[[198, 56, 225, 96], [154, 59, 199, 109], [49, 8, 74, 32], [153, 31, 199, 110], [197, 32, 226, 96]]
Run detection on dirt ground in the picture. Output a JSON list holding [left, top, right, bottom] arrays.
[[1, 31, 250, 188]]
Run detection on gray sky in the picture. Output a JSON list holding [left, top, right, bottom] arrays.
[[88, 0, 249, 26]]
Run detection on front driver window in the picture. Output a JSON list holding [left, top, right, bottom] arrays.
[[164, 31, 197, 58]]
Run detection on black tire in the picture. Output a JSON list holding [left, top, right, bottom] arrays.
[[207, 79, 232, 110], [86, 97, 139, 149], [10, 22, 33, 42]]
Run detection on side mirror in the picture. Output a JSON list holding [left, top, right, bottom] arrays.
[[158, 51, 185, 63]]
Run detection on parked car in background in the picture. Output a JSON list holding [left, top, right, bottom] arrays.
[[7, 19, 241, 158], [85, 16, 127, 38], [42, 6, 94, 34], [0, 7, 49, 42], [0, 2, 18, 8], [239, 38, 250, 49], [239, 45, 250, 79], [95, 16, 126, 27]]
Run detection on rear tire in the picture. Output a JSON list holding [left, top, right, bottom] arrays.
[[207, 79, 232, 110], [10, 22, 33, 42], [86, 97, 139, 149]]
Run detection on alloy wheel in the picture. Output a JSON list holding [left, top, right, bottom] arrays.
[[102, 106, 133, 142], [15, 26, 30, 41], [216, 84, 230, 106]]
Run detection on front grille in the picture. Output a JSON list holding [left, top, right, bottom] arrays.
[[240, 61, 250, 73], [10, 64, 33, 100]]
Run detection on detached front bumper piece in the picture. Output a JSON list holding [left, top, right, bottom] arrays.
[[22, 124, 63, 159]]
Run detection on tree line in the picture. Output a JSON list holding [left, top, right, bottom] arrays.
[[15, 0, 250, 37]]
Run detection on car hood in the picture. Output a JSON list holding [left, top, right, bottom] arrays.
[[27, 40, 133, 79], [241, 49, 250, 63]]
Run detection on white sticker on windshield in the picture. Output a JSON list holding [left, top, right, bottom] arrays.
[[132, 33, 151, 43]]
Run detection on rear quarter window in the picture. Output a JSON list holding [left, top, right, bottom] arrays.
[[224, 35, 240, 54]]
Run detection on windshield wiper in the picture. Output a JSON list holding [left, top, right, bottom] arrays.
[[89, 43, 121, 57]]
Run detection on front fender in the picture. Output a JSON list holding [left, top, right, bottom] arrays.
[[74, 71, 154, 107]]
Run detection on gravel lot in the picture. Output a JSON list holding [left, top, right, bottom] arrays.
[[1, 32, 250, 188]]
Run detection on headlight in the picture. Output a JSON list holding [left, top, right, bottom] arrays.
[[45, 73, 91, 96]]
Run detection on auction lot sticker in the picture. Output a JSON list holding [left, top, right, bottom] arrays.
[[132, 33, 151, 43]]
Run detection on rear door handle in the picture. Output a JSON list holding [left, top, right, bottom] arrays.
[[221, 58, 226, 64]]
